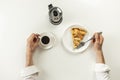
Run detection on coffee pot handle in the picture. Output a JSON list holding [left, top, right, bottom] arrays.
[[48, 4, 53, 10]]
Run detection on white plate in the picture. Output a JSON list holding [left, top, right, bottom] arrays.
[[62, 25, 91, 54]]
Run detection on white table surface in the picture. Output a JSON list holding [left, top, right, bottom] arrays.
[[0, 0, 120, 80]]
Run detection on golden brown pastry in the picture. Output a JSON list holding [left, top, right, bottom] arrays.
[[71, 27, 87, 48]]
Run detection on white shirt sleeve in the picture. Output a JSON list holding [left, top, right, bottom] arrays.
[[21, 63, 110, 80], [21, 65, 40, 80], [95, 63, 111, 80]]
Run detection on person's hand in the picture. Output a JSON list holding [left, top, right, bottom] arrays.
[[26, 33, 40, 66], [26, 33, 40, 53], [92, 32, 105, 63], [92, 33, 104, 53]]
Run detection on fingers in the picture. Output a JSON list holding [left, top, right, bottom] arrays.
[[35, 33, 40, 42], [36, 34, 40, 37], [95, 33, 100, 43], [33, 33, 40, 43], [27, 33, 40, 42], [34, 37, 40, 48], [100, 34, 104, 45], [92, 33, 99, 43], [92, 32, 104, 45]]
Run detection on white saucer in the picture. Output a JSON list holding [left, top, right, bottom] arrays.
[[39, 32, 56, 49]]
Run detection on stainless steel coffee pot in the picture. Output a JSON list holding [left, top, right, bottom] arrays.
[[48, 4, 63, 25]]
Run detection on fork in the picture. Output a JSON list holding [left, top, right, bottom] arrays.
[[76, 32, 102, 49]]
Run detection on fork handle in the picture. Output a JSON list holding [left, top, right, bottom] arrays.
[[85, 32, 102, 43]]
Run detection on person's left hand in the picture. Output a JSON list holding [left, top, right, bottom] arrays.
[[26, 33, 40, 53]]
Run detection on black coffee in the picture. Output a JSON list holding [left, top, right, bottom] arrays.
[[41, 36, 50, 44]]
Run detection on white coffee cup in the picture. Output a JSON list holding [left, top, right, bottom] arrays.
[[39, 32, 56, 49]]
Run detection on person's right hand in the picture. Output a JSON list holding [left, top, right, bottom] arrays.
[[92, 33, 104, 53]]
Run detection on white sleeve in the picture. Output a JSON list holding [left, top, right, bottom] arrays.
[[95, 63, 111, 80], [21, 65, 40, 80]]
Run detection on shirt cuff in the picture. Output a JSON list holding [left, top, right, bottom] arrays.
[[95, 63, 111, 72], [21, 65, 39, 77]]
